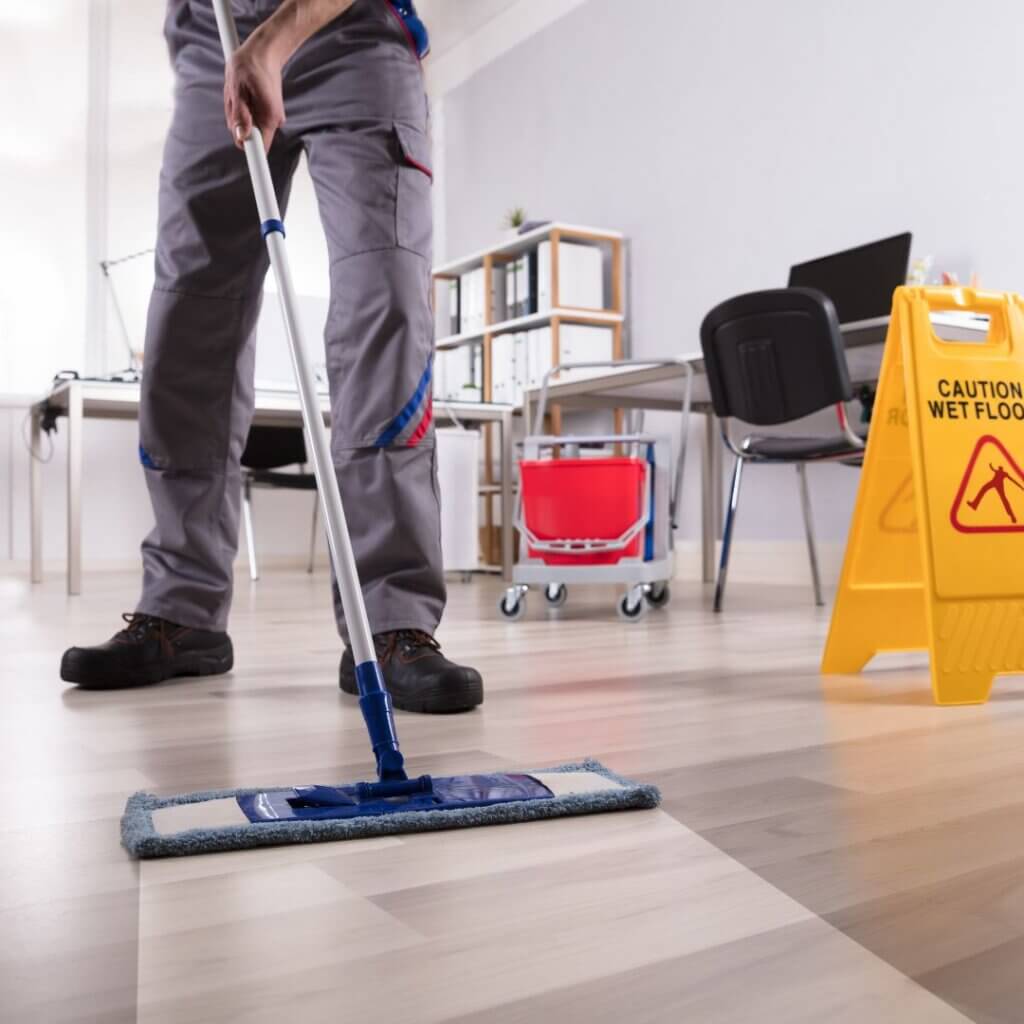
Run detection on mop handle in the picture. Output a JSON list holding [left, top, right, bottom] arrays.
[[211, 0, 406, 782]]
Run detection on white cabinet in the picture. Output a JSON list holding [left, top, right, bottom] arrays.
[[435, 427, 480, 571]]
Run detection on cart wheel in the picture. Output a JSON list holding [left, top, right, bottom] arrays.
[[545, 583, 567, 607], [617, 593, 646, 622], [646, 583, 670, 609], [498, 591, 526, 621]]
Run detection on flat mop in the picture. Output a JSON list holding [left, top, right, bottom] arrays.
[[120, 0, 659, 859]]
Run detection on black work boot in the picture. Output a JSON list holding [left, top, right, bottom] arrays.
[[339, 630, 483, 714], [60, 613, 234, 690]]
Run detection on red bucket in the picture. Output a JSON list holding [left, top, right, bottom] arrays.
[[519, 457, 648, 565]]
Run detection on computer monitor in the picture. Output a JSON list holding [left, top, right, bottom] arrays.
[[787, 232, 912, 324]]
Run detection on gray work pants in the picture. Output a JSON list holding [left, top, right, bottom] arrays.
[[137, 0, 445, 641]]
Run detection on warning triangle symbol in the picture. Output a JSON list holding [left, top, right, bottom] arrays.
[[950, 435, 1024, 533]]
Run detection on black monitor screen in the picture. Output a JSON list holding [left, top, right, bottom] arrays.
[[787, 232, 912, 324]]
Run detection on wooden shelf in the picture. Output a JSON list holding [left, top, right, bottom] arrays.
[[433, 222, 624, 279], [436, 307, 625, 351], [434, 223, 627, 569]]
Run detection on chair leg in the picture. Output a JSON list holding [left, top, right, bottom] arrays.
[[796, 463, 824, 607], [307, 494, 318, 574], [713, 456, 744, 612], [242, 477, 259, 582]]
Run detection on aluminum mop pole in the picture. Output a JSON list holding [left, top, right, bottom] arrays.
[[211, 0, 408, 786]]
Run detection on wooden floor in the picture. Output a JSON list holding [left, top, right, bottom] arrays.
[[4, 567, 1024, 1022]]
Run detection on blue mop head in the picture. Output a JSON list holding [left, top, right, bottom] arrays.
[[121, 759, 660, 859]]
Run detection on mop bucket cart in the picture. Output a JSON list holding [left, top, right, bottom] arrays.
[[500, 359, 694, 622]]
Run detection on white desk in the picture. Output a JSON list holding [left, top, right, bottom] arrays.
[[28, 380, 515, 594], [525, 313, 990, 583]]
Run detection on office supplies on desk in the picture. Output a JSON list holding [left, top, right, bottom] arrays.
[[788, 232, 913, 323]]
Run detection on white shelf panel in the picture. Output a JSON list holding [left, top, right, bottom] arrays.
[[436, 308, 624, 350], [432, 222, 624, 278]]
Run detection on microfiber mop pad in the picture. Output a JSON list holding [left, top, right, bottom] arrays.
[[121, 760, 659, 859]]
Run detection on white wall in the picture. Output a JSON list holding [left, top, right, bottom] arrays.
[[438, 0, 1024, 545], [418, 0, 520, 60], [101, 0, 173, 371], [0, 3, 90, 396], [1, 0, 333, 571], [104, 0, 331, 383]]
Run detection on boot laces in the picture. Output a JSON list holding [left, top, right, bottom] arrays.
[[114, 612, 164, 645], [378, 629, 440, 661], [398, 629, 440, 652]]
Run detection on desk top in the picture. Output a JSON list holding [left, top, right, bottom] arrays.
[[526, 311, 991, 413], [35, 379, 514, 425], [30, 309, 992, 422]]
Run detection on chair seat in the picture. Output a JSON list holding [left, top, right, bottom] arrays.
[[246, 470, 317, 490], [743, 433, 865, 461]]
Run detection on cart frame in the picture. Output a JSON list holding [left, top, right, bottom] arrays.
[[500, 359, 694, 621]]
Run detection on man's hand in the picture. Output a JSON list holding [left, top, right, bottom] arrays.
[[222, 0, 356, 152], [224, 39, 285, 152]]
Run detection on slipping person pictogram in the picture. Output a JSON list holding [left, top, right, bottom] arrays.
[[967, 463, 1024, 524]]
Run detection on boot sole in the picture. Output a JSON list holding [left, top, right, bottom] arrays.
[[339, 669, 483, 714], [61, 642, 234, 691]]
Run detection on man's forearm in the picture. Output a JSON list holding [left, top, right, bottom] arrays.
[[246, 0, 357, 68]]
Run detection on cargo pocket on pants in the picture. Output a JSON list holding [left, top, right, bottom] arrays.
[[393, 122, 433, 260]]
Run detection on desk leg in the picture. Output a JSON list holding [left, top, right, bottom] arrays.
[[701, 413, 717, 583], [67, 383, 83, 596], [713, 424, 723, 539], [30, 405, 43, 583], [499, 411, 514, 581]]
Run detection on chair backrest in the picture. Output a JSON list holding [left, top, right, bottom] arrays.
[[241, 425, 307, 470], [699, 288, 852, 425]]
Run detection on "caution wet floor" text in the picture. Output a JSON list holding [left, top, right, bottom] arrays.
[[928, 378, 1024, 421]]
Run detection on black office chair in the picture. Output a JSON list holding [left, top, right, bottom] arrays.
[[240, 425, 318, 581], [699, 288, 865, 612]]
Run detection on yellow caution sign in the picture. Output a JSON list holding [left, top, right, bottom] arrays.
[[822, 287, 1024, 705]]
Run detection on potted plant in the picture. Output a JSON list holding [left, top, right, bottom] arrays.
[[500, 206, 526, 243]]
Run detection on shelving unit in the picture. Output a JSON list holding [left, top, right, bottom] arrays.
[[432, 223, 627, 568], [435, 307, 624, 352]]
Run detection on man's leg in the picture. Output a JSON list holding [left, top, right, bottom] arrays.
[[303, 109, 480, 712], [61, 1, 301, 688], [306, 120, 444, 638], [137, 3, 302, 631]]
